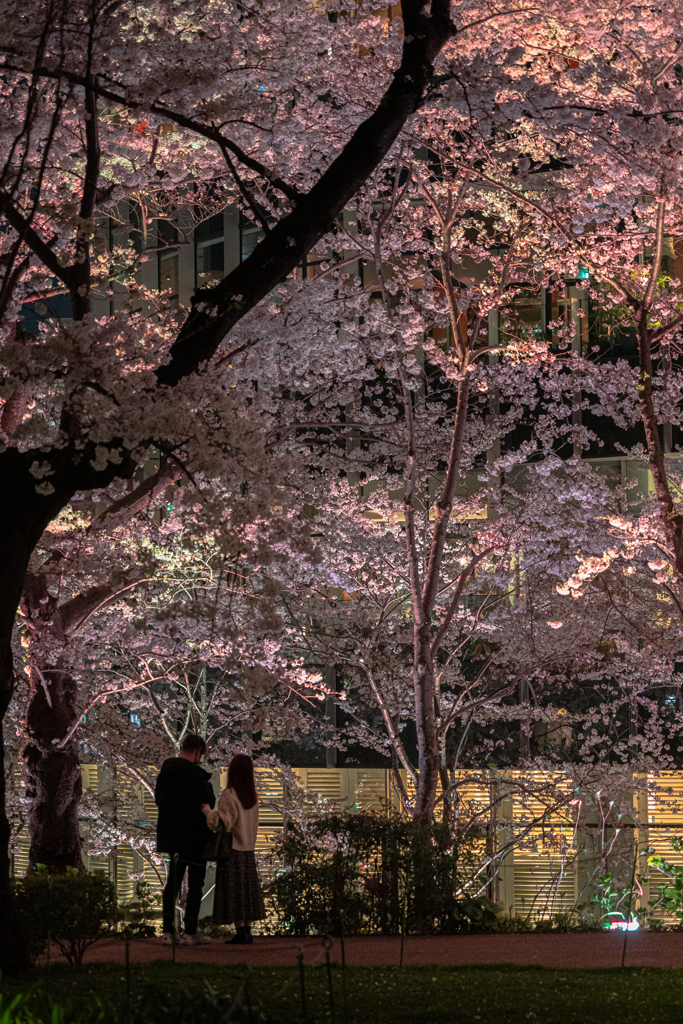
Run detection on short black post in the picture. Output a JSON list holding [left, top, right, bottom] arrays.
[[324, 936, 335, 1023], [297, 946, 307, 1020], [125, 933, 131, 1006], [46, 873, 52, 1008], [172, 853, 179, 965], [244, 966, 254, 1024], [339, 912, 348, 1024]]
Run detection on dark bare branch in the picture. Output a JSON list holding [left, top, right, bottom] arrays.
[[0, 192, 73, 287]]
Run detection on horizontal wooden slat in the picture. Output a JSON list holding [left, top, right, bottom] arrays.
[[14, 765, 683, 924]]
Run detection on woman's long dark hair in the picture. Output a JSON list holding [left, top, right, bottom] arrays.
[[227, 754, 258, 810]]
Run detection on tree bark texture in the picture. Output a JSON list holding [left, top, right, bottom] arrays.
[[0, 455, 69, 970], [408, 368, 473, 822], [21, 574, 84, 873], [413, 633, 441, 822]]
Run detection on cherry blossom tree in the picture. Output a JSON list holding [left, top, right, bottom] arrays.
[[0, 0, 489, 965], [11, 455, 326, 872], [223, 102, 683, 830], [226, 138, 597, 821], [1, 0, 681, 968]]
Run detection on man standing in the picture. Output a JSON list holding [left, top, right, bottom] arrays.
[[155, 732, 216, 944]]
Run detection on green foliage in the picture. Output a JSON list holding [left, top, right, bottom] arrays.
[[12, 867, 117, 966], [450, 896, 501, 933], [193, 916, 232, 938], [11, 881, 49, 968], [489, 913, 536, 933], [587, 872, 644, 928], [0, 988, 90, 1024], [531, 911, 596, 933], [0, 993, 34, 1024], [490, 911, 598, 933], [264, 811, 497, 936], [648, 836, 683, 926], [118, 881, 157, 939]]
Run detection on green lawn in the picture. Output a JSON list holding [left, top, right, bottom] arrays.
[[1, 961, 680, 1023]]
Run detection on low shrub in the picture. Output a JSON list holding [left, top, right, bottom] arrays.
[[13, 866, 117, 965], [586, 871, 645, 929], [194, 915, 233, 938], [264, 810, 497, 936], [118, 880, 158, 939], [12, 879, 49, 967], [490, 914, 537, 934], [448, 895, 502, 933], [648, 836, 683, 927], [532, 911, 597, 933], [484, 911, 605, 933]]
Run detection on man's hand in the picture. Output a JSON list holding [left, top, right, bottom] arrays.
[[201, 803, 211, 814]]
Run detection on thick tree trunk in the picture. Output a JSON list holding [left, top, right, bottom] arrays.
[[21, 575, 84, 872], [0, 455, 69, 970], [23, 667, 84, 872], [0, 640, 23, 973]]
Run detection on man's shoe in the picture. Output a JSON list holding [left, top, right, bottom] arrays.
[[191, 930, 212, 945], [161, 932, 176, 945], [179, 932, 197, 945]]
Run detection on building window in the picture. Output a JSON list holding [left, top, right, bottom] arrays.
[[195, 212, 224, 286], [501, 289, 544, 345], [158, 250, 179, 307], [240, 215, 264, 262]]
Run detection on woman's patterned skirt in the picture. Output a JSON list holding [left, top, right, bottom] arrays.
[[213, 850, 266, 924]]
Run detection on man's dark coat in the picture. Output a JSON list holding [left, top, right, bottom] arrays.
[[154, 757, 216, 861]]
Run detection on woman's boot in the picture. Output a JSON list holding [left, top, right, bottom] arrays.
[[228, 926, 248, 944]]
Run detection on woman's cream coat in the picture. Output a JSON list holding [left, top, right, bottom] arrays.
[[204, 787, 258, 852]]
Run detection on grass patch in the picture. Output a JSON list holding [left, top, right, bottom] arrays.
[[1, 961, 681, 1023]]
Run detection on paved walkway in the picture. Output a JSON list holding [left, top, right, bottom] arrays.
[[47, 932, 683, 969]]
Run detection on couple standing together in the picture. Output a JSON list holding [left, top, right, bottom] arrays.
[[154, 733, 265, 945]]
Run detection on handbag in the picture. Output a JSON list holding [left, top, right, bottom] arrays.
[[204, 820, 233, 861]]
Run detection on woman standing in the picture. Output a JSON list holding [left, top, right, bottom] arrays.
[[204, 754, 266, 944]]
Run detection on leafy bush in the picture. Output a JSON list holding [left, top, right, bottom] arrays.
[[12, 866, 117, 965], [12, 880, 49, 967], [450, 896, 502, 933], [119, 880, 158, 939], [532, 911, 597, 933], [587, 871, 646, 929], [264, 811, 497, 936], [194, 916, 233, 938], [648, 837, 683, 927], [490, 914, 536, 933]]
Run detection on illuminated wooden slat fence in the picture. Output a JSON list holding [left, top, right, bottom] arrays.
[[503, 771, 578, 920], [10, 766, 683, 923]]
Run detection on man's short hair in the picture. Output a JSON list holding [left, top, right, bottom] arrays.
[[181, 732, 207, 757]]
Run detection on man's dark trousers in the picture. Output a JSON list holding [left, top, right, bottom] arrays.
[[162, 856, 206, 935], [155, 755, 215, 935]]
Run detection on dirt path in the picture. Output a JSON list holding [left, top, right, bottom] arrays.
[[46, 932, 683, 970]]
